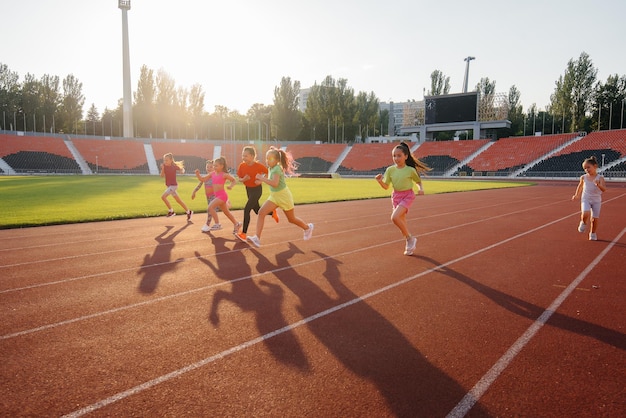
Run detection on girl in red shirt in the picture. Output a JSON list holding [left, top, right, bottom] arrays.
[[160, 153, 193, 220]]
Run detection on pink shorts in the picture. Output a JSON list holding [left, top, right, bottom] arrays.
[[392, 189, 416, 211], [214, 189, 228, 202]]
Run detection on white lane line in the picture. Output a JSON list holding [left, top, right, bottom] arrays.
[[1, 194, 536, 266], [0, 198, 564, 293], [0, 200, 570, 338], [446, 226, 626, 418], [61, 211, 585, 417]]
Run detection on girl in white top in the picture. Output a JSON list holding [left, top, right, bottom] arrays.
[[572, 156, 607, 241]]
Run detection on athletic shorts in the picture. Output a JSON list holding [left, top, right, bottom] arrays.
[[268, 188, 294, 211], [214, 189, 228, 202], [392, 189, 416, 211], [163, 185, 179, 197], [581, 199, 602, 218]]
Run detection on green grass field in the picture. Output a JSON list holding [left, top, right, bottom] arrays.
[[0, 175, 532, 229]]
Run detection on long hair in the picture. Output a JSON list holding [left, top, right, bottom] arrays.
[[268, 146, 298, 175], [163, 152, 184, 170], [395, 142, 431, 174], [242, 145, 257, 159], [214, 156, 229, 172]]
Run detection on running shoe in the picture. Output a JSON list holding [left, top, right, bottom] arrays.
[[271, 210, 279, 223], [404, 236, 417, 256], [247, 235, 261, 248], [187, 210, 193, 221], [166, 210, 176, 217], [235, 232, 247, 242], [577, 221, 586, 233], [209, 224, 222, 231], [303, 223, 314, 240], [589, 233, 597, 241], [201, 224, 211, 232]]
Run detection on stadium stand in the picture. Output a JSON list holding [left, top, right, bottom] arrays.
[[0, 134, 80, 173], [151, 140, 215, 174], [414, 139, 490, 175], [72, 137, 149, 173], [465, 133, 579, 175], [527, 129, 626, 175], [286, 143, 347, 173], [336, 143, 395, 175]]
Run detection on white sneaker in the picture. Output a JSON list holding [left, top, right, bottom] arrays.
[[303, 223, 314, 240], [577, 221, 586, 233], [404, 236, 417, 256], [247, 235, 261, 248], [209, 224, 222, 231], [201, 224, 211, 232], [589, 233, 597, 241]]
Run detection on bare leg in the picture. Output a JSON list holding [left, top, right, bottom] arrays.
[[391, 205, 411, 237], [283, 208, 308, 230], [255, 200, 277, 239]]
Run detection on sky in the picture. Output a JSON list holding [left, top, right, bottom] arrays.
[[2, 0, 625, 116]]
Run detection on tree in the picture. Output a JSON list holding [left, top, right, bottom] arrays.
[[155, 68, 176, 138], [505, 85, 524, 136], [593, 74, 626, 130], [0, 63, 20, 130], [134, 65, 156, 138], [353, 91, 380, 141], [551, 52, 597, 132], [20, 73, 41, 131], [86, 104, 100, 135], [271, 76, 301, 140], [39, 74, 61, 133], [59, 74, 85, 133], [428, 70, 450, 96]]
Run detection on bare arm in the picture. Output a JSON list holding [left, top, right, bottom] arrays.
[[595, 176, 607, 193], [375, 173, 389, 190], [571, 176, 584, 200], [256, 172, 280, 188]]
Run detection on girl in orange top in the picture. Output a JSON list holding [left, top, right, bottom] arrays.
[[235, 146, 278, 242]]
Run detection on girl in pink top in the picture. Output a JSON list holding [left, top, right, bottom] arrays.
[[195, 156, 241, 234]]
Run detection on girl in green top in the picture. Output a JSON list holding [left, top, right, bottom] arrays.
[[246, 147, 314, 248], [375, 142, 430, 255]]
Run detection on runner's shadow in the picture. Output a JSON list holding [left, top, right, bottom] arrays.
[[137, 224, 189, 294], [195, 236, 309, 371], [416, 255, 626, 351], [248, 245, 488, 416]]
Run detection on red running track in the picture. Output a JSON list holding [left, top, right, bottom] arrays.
[[1, 183, 625, 417]]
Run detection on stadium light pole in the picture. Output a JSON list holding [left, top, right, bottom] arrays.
[[462, 56, 475, 93], [119, 0, 133, 138]]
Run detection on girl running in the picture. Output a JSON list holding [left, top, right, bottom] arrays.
[[160, 152, 193, 220], [246, 147, 313, 248], [375, 142, 430, 255], [195, 156, 240, 234], [235, 146, 279, 242], [572, 156, 607, 241], [192, 159, 217, 232]]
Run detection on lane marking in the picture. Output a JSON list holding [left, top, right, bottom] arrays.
[[446, 226, 626, 418], [61, 211, 608, 417], [0, 200, 572, 338], [0, 198, 566, 293]]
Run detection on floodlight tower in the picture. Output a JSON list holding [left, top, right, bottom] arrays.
[[462, 56, 475, 93], [119, 0, 133, 138]]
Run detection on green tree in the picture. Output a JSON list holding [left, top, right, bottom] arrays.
[[551, 52, 597, 132], [86, 104, 100, 135], [20, 73, 41, 131], [39, 74, 61, 133], [353, 91, 379, 141], [155, 69, 176, 138], [59, 74, 85, 134], [134, 65, 156, 138], [505, 85, 524, 136], [593, 74, 626, 130], [271, 76, 301, 140], [428, 70, 450, 96], [0, 63, 20, 130]]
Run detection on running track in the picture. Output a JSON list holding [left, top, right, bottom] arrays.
[[1, 183, 625, 417]]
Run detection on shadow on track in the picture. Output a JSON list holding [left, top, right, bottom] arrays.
[[137, 224, 189, 294], [195, 236, 309, 371], [247, 245, 488, 417]]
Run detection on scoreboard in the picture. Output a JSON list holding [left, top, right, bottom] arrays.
[[424, 92, 478, 124]]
